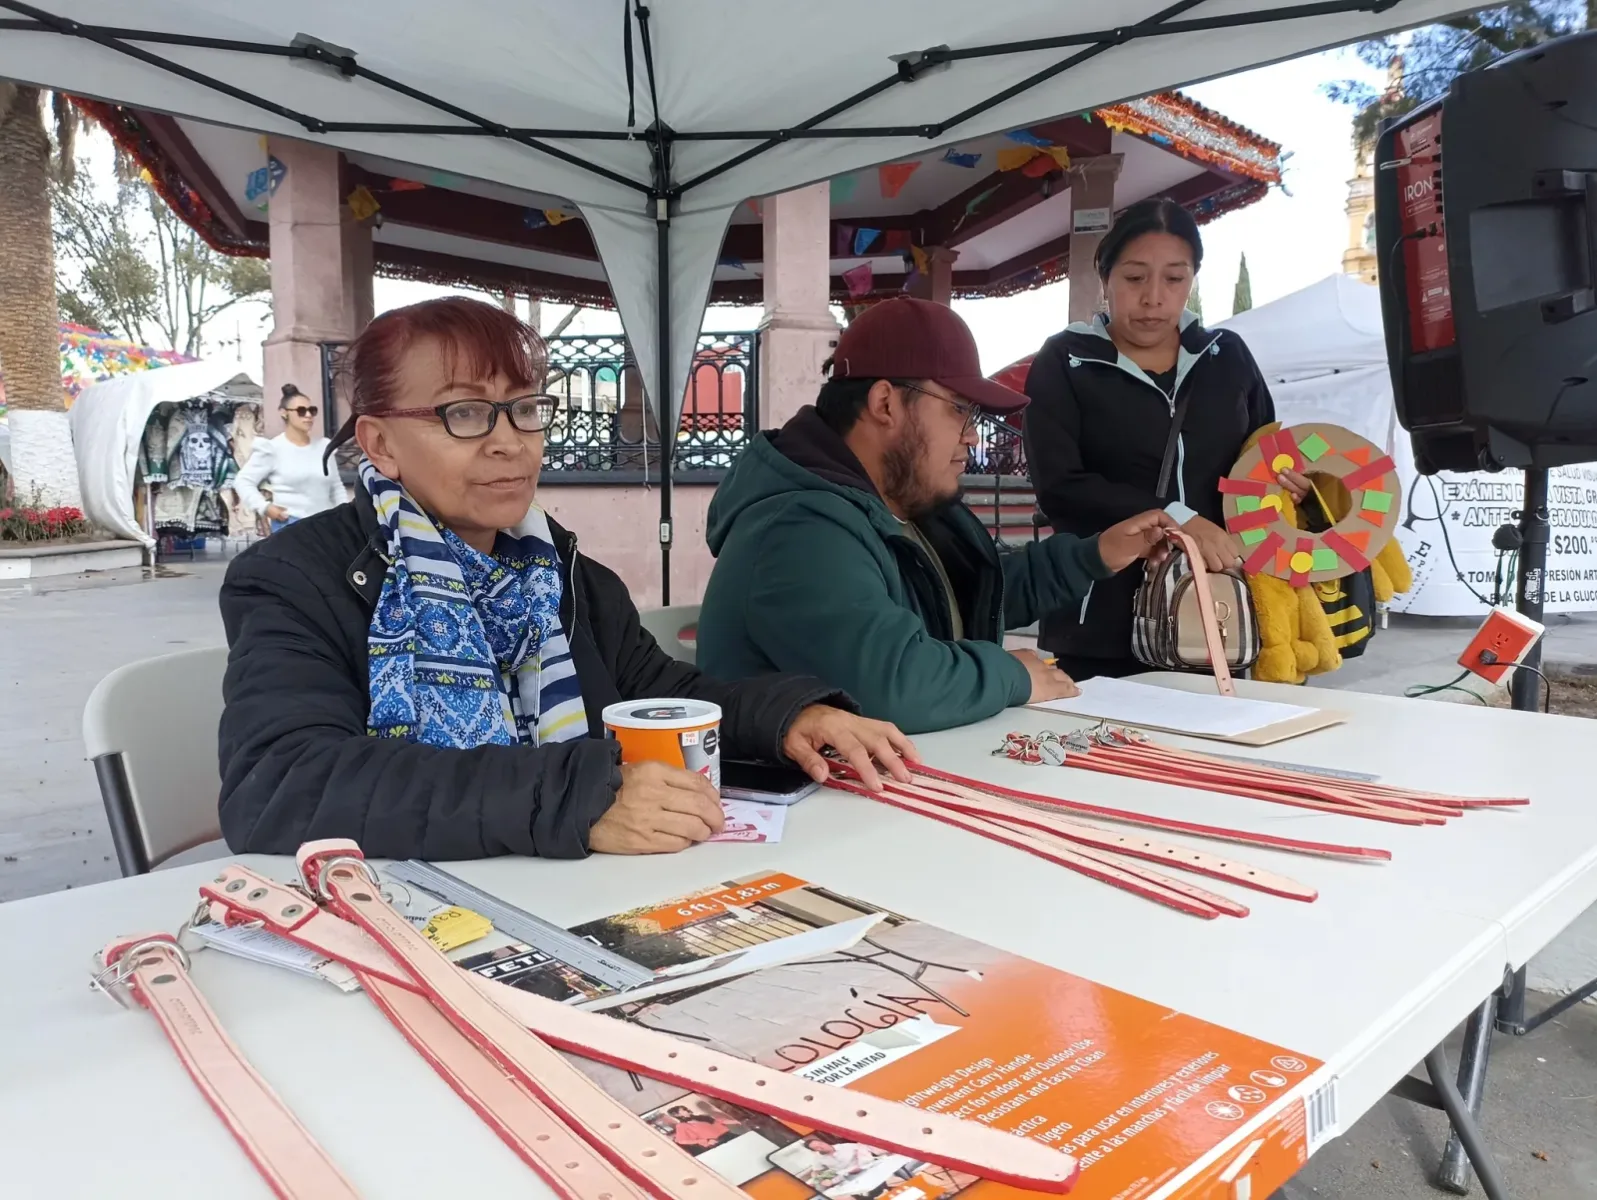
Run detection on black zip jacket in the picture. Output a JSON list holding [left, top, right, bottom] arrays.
[[216, 487, 850, 860], [1022, 313, 1274, 659]]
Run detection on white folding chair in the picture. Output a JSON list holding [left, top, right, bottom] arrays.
[[638, 604, 700, 666], [82, 646, 230, 875]]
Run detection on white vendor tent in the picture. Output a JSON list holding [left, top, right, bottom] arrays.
[[68, 361, 262, 548], [1220, 275, 1597, 615], [0, 0, 1468, 592]]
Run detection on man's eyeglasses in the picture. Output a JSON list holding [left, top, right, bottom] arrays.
[[897, 382, 980, 436], [382, 395, 559, 440], [284, 405, 319, 418]]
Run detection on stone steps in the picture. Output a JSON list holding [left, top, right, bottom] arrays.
[[963, 474, 1048, 546]]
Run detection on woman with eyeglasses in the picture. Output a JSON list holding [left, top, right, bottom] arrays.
[[218, 297, 914, 863], [233, 384, 348, 532]]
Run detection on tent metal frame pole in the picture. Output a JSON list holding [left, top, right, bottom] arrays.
[[0, 0, 1414, 606], [656, 199, 672, 606], [2, 0, 1410, 196], [633, 2, 674, 606], [668, 0, 1406, 194], [0, 0, 651, 192]]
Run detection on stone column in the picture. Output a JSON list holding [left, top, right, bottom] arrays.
[[1066, 153, 1125, 325], [344, 213, 374, 335], [758, 183, 839, 430], [907, 245, 961, 306], [264, 138, 354, 436]]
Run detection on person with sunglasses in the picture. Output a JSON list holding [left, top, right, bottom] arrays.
[[696, 296, 1175, 734], [233, 384, 349, 532], [217, 297, 914, 864]]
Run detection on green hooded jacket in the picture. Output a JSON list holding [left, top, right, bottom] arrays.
[[697, 407, 1112, 733]]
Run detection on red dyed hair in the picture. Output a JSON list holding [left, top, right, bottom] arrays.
[[329, 296, 547, 449]]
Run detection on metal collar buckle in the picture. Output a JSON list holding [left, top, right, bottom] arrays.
[[90, 938, 190, 1010]]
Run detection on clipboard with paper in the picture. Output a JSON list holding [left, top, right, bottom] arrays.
[[1033, 528, 1345, 745], [1027, 676, 1345, 745]]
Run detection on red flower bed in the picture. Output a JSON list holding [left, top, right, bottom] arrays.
[[0, 504, 90, 543]]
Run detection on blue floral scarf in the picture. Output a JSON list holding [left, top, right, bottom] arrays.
[[360, 459, 589, 749]]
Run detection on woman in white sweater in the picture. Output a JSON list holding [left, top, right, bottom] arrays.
[[234, 385, 349, 531]]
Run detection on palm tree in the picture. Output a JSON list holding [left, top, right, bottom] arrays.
[[0, 85, 79, 505]]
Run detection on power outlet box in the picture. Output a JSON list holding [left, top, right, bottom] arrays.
[[1458, 606, 1545, 685]]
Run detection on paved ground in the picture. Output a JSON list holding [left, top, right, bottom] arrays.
[[1284, 998, 1597, 1199], [4, 561, 1596, 1197], [0, 559, 230, 903]]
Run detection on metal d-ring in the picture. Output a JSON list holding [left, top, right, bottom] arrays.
[[89, 937, 190, 1009], [307, 855, 381, 901]]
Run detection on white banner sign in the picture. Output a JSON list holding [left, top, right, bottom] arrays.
[[1389, 458, 1597, 616], [1271, 370, 1597, 616]]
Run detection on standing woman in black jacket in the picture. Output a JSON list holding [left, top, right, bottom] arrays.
[[217, 296, 913, 861], [1022, 198, 1307, 680]]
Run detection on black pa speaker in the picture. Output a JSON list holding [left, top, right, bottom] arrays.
[[1377, 31, 1597, 473]]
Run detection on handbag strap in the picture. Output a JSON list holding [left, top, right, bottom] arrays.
[[1167, 529, 1237, 697], [1154, 387, 1195, 500]]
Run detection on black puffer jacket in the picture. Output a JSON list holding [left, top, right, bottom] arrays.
[[217, 488, 849, 860], [1022, 313, 1274, 661]]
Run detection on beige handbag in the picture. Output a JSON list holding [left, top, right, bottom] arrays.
[[1132, 544, 1259, 674], [1129, 389, 1258, 679]]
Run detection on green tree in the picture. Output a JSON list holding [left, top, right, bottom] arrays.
[[1188, 284, 1204, 322], [1232, 253, 1252, 315], [1327, 4, 1593, 148], [52, 172, 269, 357]]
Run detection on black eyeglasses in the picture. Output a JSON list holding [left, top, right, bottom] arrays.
[[897, 382, 980, 436], [383, 395, 559, 440], [284, 405, 319, 418]]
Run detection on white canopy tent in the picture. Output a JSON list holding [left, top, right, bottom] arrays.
[[1220, 274, 1597, 616], [0, 0, 1467, 590], [68, 360, 262, 548]]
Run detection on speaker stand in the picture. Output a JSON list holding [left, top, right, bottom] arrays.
[[1432, 469, 1552, 1193], [1496, 467, 1591, 1032], [1509, 467, 1549, 712]]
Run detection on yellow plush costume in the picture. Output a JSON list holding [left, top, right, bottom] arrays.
[[1239, 424, 1412, 684]]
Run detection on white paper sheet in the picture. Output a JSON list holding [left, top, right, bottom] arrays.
[[189, 921, 360, 992], [1032, 676, 1319, 738], [709, 799, 787, 843]]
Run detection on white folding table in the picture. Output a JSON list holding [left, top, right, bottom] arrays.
[[3, 676, 1594, 1198]]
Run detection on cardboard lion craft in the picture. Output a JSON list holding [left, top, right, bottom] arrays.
[[1225, 422, 1413, 685]]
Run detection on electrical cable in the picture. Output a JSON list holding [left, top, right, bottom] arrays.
[[1405, 669, 1489, 704], [1481, 650, 1552, 714], [1421, 475, 1498, 608]]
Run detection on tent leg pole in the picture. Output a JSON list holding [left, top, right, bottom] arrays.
[[656, 199, 673, 606]]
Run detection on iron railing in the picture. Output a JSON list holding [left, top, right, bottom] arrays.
[[966, 412, 1045, 545], [319, 331, 757, 484], [967, 412, 1028, 478]]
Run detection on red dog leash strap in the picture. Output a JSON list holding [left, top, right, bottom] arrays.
[[463, 967, 1079, 1187], [1168, 528, 1237, 696], [360, 973, 649, 1200], [876, 776, 1316, 902], [1073, 746, 1434, 826], [295, 847, 739, 1200], [829, 778, 1224, 918], [199, 872, 655, 1200], [96, 934, 360, 1200], [908, 763, 1393, 861], [201, 870, 412, 986], [207, 860, 1081, 1192]]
